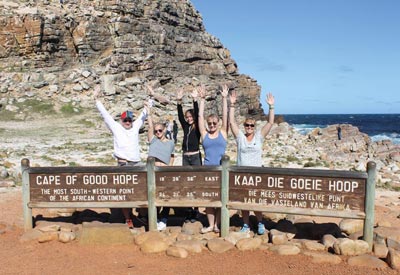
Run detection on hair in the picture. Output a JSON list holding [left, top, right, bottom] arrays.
[[185, 109, 196, 129], [243, 117, 256, 126], [207, 114, 220, 122], [154, 122, 165, 130]]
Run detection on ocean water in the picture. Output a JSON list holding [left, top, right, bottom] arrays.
[[282, 114, 400, 144]]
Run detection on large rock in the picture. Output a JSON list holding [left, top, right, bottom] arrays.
[[387, 248, 400, 270], [347, 255, 388, 269], [333, 238, 369, 256], [339, 219, 364, 235], [303, 251, 342, 264], [269, 244, 301, 255], [174, 240, 203, 253], [207, 238, 235, 253], [166, 246, 188, 258], [140, 238, 169, 253], [235, 237, 262, 251]]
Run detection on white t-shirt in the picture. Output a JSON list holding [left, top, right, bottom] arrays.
[[236, 130, 264, 166], [96, 101, 147, 162]]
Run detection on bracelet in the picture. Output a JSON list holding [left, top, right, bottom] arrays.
[[269, 104, 274, 110], [230, 104, 235, 108]]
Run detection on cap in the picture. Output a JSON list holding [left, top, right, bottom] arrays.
[[120, 110, 134, 120]]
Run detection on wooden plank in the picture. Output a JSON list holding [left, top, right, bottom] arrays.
[[229, 165, 368, 179], [363, 161, 376, 251], [29, 171, 147, 203], [227, 202, 366, 219], [28, 201, 148, 208], [229, 171, 366, 213], [155, 170, 221, 201], [155, 200, 222, 208], [21, 159, 32, 231]]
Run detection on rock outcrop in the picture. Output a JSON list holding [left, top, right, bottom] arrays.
[[0, 0, 264, 119]]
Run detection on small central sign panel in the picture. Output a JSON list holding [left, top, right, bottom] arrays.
[[156, 171, 221, 201], [229, 172, 366, 212], [29, 172, 147, 203]]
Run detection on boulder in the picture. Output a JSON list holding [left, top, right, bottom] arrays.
[[207, 238, 235, 253]]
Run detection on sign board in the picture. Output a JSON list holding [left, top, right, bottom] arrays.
[[29, 171, 147, 203], [156, 171, 221, 202], [229, 171, 366, 213]]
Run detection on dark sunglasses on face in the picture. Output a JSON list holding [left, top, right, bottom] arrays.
[[244, 123, 255, 128], [123, 119, 132, 123], [154, 129, 163, 133], [207, 121, 218, 126]]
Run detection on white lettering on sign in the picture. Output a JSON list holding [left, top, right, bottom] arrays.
[[113, 174, 138, 185], [290, 178, 322, 190], [83, 175, 108, 185], [36, 175, 61, 185], [66, 175, 77, 185], [267, 177, 284, 188], [328, 180, 358, 192], [234, 175, 262, 186], [205, 176, 219, 181]]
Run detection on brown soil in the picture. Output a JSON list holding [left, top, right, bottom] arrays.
[[0, 188, 399, 275]]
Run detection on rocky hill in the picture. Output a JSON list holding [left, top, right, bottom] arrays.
[[0, 0, 264, 119], [0, 0, 399, 190]]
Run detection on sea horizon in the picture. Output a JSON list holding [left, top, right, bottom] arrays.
[[279, 113, 400, 145]]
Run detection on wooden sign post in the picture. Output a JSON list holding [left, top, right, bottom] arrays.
[[21, 157, 376, 249]]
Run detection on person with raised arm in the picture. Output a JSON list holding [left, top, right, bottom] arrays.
[[229, 90, 275, 235], [176, 87, 202, 222], [145, 84, 175, 230], [198, 84, 228, 233], [94, 85, 149, 229]]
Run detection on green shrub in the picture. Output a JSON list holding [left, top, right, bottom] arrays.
[[61, 103, 82, 115]]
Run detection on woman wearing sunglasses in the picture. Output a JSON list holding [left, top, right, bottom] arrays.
[[146, 85, 175, 230], [229, 90, 275, 235], [198, 84, 228, 233]]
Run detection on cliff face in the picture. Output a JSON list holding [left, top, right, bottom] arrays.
[[0, 0, 264, 119]]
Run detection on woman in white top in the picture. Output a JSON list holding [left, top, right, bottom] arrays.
[[229, 90, 275, 235]]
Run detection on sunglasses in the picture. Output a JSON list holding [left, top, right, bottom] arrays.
[[244, 123, 255, 128], [207, 121, 218, 126], [154, 129, 163, 133], [123, 119, 132, 123]]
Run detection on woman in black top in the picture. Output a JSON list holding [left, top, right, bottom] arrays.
[[177, 88, 202, 165]]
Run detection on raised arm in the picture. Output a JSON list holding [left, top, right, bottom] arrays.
[[176, 88, 186, 127], [197, 84, 207, 140], [146, 104, 154, 142], [260, 93, 275, 137], [94, 85, 118, 130], [229, 90, 240, 138], [220, 84, 228, 138]]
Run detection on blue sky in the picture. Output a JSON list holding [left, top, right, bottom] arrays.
[[191, 0, 400, 114]]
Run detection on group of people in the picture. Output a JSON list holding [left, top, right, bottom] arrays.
[[94, 82, 275, 235]]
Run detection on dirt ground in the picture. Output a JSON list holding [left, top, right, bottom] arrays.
[[0, 187, 399, 275]]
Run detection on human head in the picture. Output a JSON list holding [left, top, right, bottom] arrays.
[[243, 117, 256, 135], [207, 114, 220, 133], [120, 110, 134, 129], [185, 109, 195, 125], [153, 122, 166, 139]]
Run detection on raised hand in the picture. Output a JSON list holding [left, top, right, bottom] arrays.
[[191, 87, 198, 100], [93, 85, 101, 99], [198, 84, 206, 99], [176, 88, 184, 101], [146, 83, 155, 97], [266, 93, 275, 106], [229, 90, 237, 105], [221, 84, 229, 98]]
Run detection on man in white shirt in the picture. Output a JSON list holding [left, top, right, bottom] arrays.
[[94, 86, 149, 228]]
